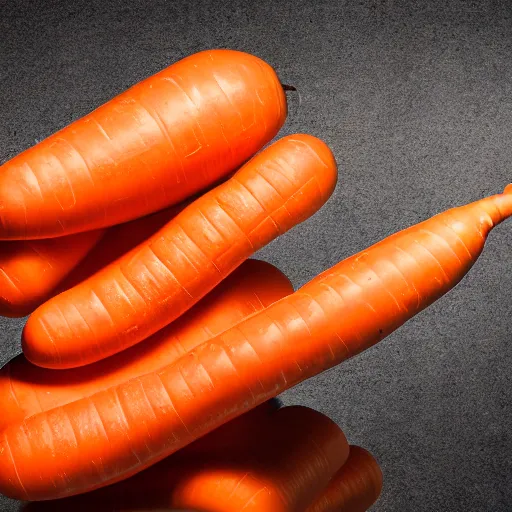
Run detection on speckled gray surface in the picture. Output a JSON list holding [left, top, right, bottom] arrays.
[[1, 1, 511, 510]]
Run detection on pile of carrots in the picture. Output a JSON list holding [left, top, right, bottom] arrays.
[[0, 49, 510, 511]]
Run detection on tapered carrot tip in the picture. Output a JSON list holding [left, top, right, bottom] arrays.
[[440, 188, 512, 256], [468, 188, 512, 233]]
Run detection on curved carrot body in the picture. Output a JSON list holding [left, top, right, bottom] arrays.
[[22, 134, 337, 369], [307, 446, 383, 512], [25, 405, 348, 512], [0, 49, 287, 240], [0, 259, 293, 430], [1, 188, 509, 500], [0, 230, 104, 317]]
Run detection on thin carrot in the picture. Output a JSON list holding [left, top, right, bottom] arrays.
[[0, 49, 287, 240], [1, 187, 509, 500], [307, 446, 383, 512], [0, 230, 105, 317], [23, 405, 349, 512], [22, 134, 337, 369], [0, 259, 293, 430]]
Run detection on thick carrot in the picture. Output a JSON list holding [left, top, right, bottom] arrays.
[[1, 187, 509, 500], [0, 49, 287, 240], [0, 259, 293, 430], [307, 446, 383, 512], [23, 405, 348, 512], [0, 230, 104, 318], [22, 134, 337, 369]]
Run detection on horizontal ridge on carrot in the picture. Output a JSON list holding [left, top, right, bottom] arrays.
[[0, 229, 105, 317], [56, 203, 184, 293], [0, 259, 293, 429], [0, 188, 508, 500], [0, 202, 189, 319], [0, 49, 287, 240], [22, 133, 337, 369]]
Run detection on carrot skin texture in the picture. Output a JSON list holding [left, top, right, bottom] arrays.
[[0, 49, 287, 240], [0, 230, 105, 317], [23, 405, 348, 512], [0, 259, 293, 430], [306, 445, 383, 512], [0, 190, 509, 500], [0, 203, 186, 318], [22, 134, 337, 369], [56, 204, 184, 293]]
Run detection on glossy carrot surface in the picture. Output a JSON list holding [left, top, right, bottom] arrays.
[[22, 134, 337, 369], [0, 203, 186, 319], [0, 49, 287, 240], [0, 259, 293, 430]]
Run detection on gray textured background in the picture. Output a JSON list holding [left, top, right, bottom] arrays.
[[1, 0, 511, 510]]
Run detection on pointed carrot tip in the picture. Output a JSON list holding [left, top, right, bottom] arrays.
[[493, 185, 512, 223]]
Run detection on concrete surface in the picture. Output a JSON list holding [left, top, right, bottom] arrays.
[[0, 0, 511, 510]]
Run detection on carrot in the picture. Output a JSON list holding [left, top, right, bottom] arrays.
[[1, 187, 509, 500], [23, 405, 349, 512], [0, 230, 104, 318], [22, 134, 337, 369], [307, 446, 383, 512], [0, 259, 293, 430], [0, 49, 287, 240]]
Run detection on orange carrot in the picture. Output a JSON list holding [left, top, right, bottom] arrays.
[[23, 405, 348, 512], [1, 187, 509, 501], [0, 49, 287, 240], [307, 446, 383, 512], [0, 230, 104, 317], [22, 134, 337, 369], [0, 259, 293, 430]]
